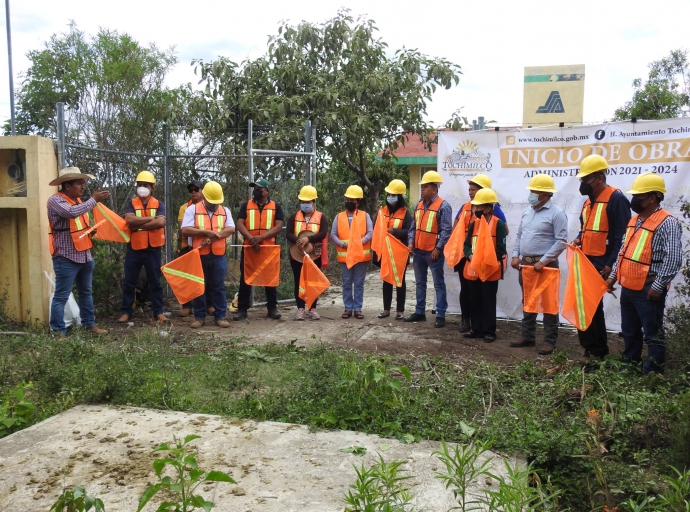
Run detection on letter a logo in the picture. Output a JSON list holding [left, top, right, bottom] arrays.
[[536, 91, 565, 114]]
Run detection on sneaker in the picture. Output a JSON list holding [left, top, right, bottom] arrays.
[[190, 319, 205, 328], [308, 309, 320, 320], [267, 309, 282, 320], [295, 308, 305, 321], [87, 325, 108, 335], [215, 319, 230, 328]]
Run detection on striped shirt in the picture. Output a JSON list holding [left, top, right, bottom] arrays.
[[47, 194, 96, 264], [609, 206, 683, 293]]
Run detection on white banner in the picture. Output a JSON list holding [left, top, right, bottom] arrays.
[[437, 118, 690, 332]]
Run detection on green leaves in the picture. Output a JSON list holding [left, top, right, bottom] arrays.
[[0, 381, 35, 439], [50, 486, 105, 512]]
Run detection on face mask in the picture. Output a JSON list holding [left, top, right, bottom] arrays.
[[206, 202, 219, 212], [579, 181, 594, 196], [630, 196, 646, 214], [252, 188, 264, 201], [528, 192, 541, 206], [137, 186, 151, 198], [300, 203, 313, 213], [345, 202, 357, 212], [474, 210, 484, 219], [386, 195, 398, 205]]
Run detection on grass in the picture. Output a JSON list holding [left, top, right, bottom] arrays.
[[1, 324, 689, 511]]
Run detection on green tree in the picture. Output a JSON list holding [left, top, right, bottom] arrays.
[[194, 10, 461, 211], [613, 49, 690, 121]]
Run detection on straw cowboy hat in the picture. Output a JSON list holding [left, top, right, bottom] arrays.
[[49, 167, 95, 187], [289, 229, 316, 261]]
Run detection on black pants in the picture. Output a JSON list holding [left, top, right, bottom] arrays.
[[290, 257, 321, 309], [469, 279, 499, 337], [238, 248, 277, 312], [382, 266, 407, 312], [577, 300, 609, 357], [457, 258, 471, 320]]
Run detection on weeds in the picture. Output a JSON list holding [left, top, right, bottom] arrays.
[[0, 381, 35, 438], [49, 485, 105, 512], [433, 440, 493, 511], [343, 454, 417, 512]]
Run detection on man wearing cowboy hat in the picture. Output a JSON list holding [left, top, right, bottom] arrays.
[[47, 167, 110, 337]]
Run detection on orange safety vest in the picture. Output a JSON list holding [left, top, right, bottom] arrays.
[[379, 206, 407, 230], [294, 210, 322, 235], [616, 209, 672, 291], [458, 202, 473, 236], [192, 202, 228, 256], [48, 193, 93, 255], [245, 199, 277, 245], [463, 215, 500, 281], [130, 196, 165, 250], [336, 211, 372, 263], [581, 186, 617, 257], [414, 197, 444, 251]]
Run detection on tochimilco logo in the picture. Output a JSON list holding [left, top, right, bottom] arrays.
[[442, 140, 492, 172]]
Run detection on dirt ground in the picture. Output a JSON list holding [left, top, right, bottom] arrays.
[[101, 268, 624, 365]]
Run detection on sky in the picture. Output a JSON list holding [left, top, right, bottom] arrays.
[[2, 0, 690, 131]]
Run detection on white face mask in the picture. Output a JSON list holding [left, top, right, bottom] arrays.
[[137, 186, 151, 198]]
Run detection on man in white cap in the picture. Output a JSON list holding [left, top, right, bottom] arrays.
[[47, 167, 110, 337]]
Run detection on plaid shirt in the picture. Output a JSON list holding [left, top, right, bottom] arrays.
[[47, 194, 96, 264], [610, 206, 683, 293]]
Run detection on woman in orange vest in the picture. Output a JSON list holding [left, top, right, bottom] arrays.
[[119, 171, 168, 325], [330, 185, 373, 319], [462, 189, 507, 343], [286, 186, 329, 320], [452, 174, 508, 333], [374, 179, 412, 320], [607, 173, 682, 374]]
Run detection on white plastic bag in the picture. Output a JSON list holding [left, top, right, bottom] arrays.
[[44, 271, 81, 327]]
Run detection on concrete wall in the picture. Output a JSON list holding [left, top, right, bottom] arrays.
[[0, 136, 59, 325]]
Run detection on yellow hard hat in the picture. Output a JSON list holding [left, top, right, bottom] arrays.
[[298, 185, 318, 201], [468, 174, 492, 189], [527, 174, 558, 193], [135, 170, 156, 184], [344, 185, 364, 199], [385, 179, 406, 195], [419, 170, 443, 185], [470, 188, 499, 205], [202, 181, 224, 204], [577, 154, 609, 178], [627, 173, 666, 194]]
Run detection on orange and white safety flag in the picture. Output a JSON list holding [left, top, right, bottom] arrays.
[[345, 212, 367, 269], [371, 208, 386, 262], [444, 220, 466, 268], [380, 234, 409, 288], [298, 254, 331, 311], [522, 266, 560, 315], [93, 203, 131, 243], [562, 245, 609, 331], [161, 247, 205, 304], [469, 218, 500, 282], [244, 245, 280, 287]]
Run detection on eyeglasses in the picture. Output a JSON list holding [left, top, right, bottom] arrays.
[[188, 187, 200, 193]]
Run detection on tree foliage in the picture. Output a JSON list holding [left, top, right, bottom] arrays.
[[613, 49, 690, 121], [11, 22, 181, 151], [194, 10, 461, 210]]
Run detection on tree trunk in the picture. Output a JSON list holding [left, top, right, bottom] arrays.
[[367, 181, 382, 215]]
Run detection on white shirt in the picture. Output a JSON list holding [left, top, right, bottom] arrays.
[[182, 205, 235, 247]]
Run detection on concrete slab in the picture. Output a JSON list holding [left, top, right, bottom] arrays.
[[0, 406, 519, 511]]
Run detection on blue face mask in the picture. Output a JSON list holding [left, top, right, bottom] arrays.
[[300, 203, 313, 213], [528, 192, 541, 206], [386, 195, 398, 205]]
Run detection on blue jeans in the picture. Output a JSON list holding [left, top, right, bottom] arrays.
[[412, 250, 447, 317], [620, 283, 667, 374], [50, 256, 95, 334], [340, 261, 368, 311], [192, 254, 228, 320], [121, 249, 164, 317]]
